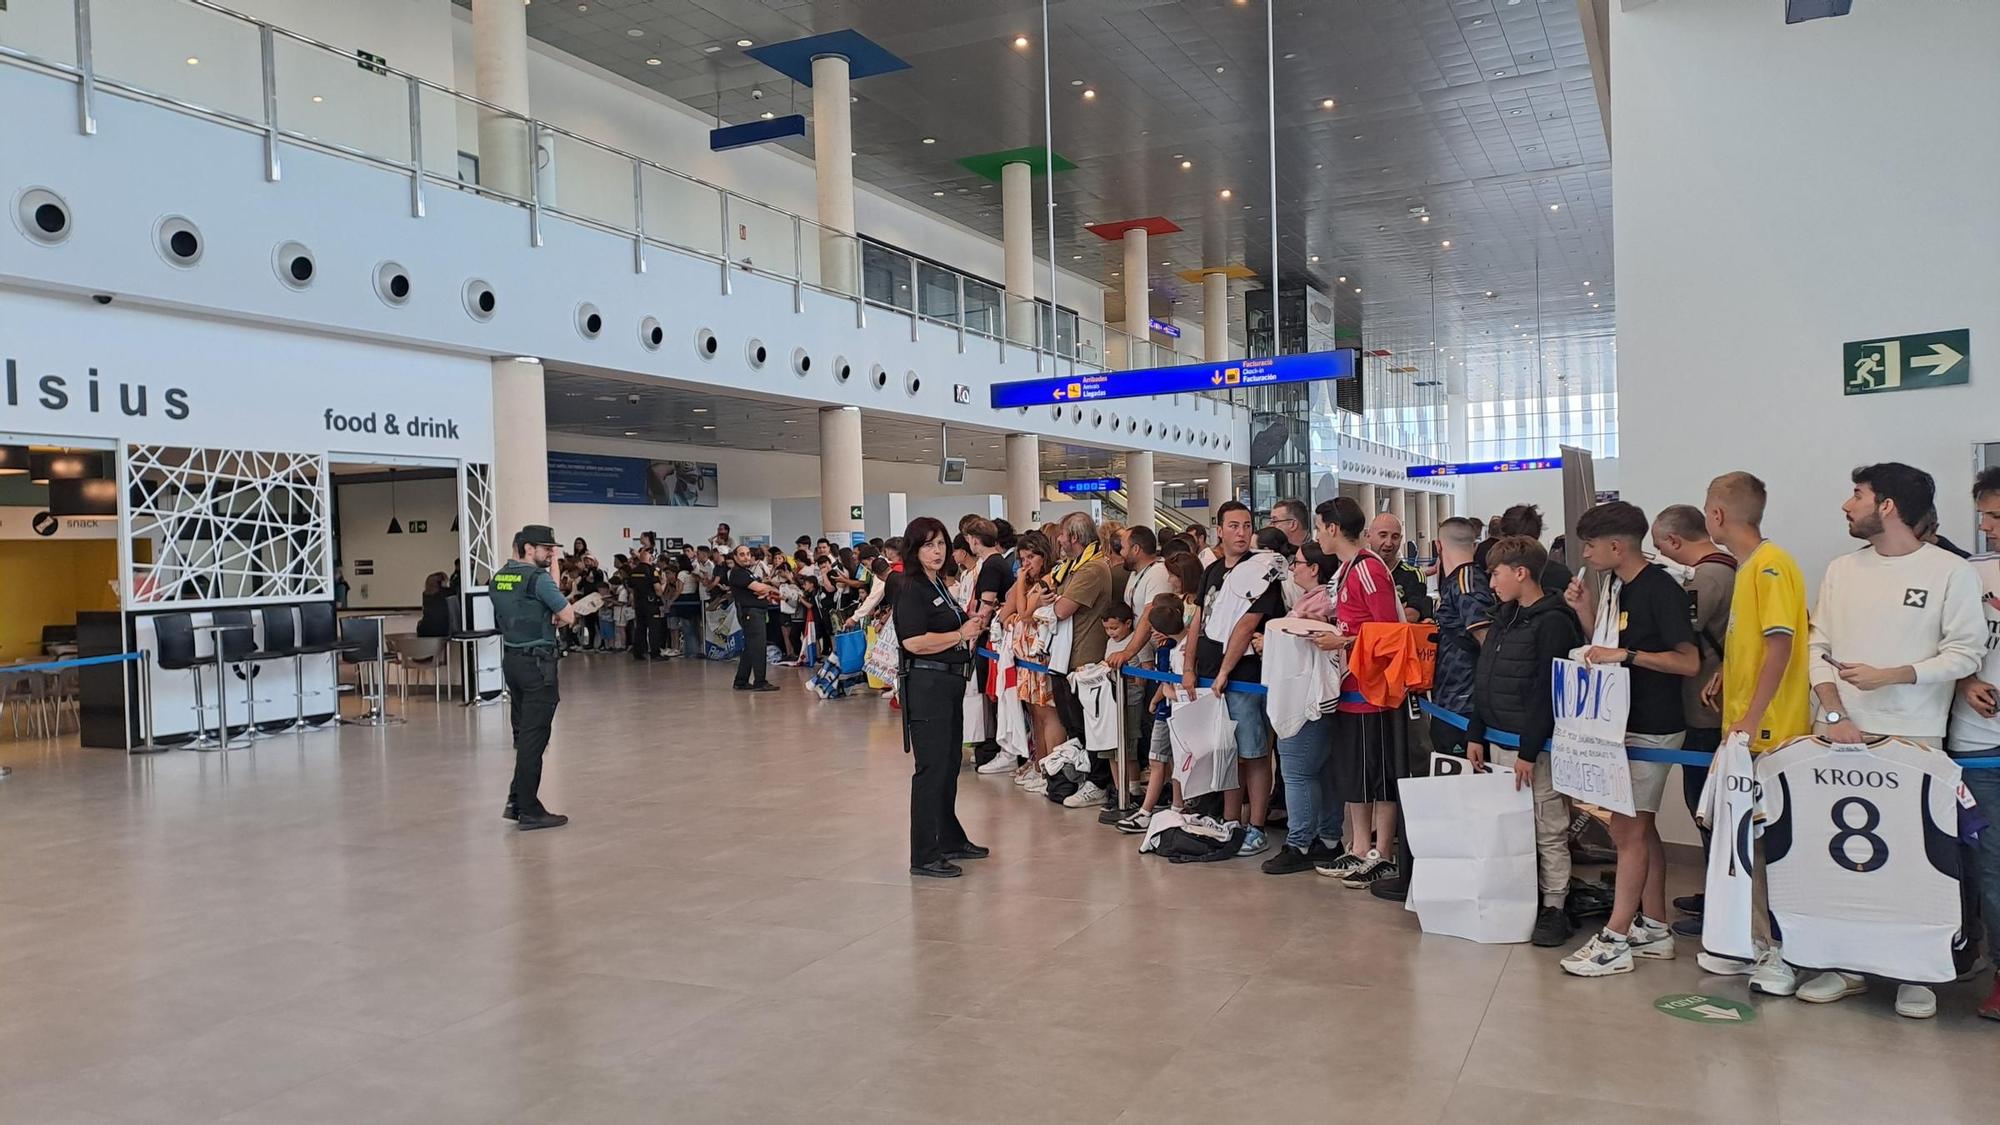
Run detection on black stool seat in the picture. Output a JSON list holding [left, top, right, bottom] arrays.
[[295, 602, 361, 656]]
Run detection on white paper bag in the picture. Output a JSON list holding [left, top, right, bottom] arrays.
[[1400, 771, 1537, 943], [962, 673, 989, 742], [1168, 692, 1239, 799]]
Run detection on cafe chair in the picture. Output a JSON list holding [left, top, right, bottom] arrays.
[[385, 634, 446, 706], [152, 612, 228, 748], [290, 602, 359, 727]]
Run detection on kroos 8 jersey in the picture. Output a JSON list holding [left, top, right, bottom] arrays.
[[1755, 737, 1963, 982]]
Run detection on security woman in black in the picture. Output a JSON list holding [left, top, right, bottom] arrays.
[[895, 516, 994, 878], [492, 524, 576, 831]]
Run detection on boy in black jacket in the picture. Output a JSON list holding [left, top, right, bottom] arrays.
[[1464, 535, 1587, 947]]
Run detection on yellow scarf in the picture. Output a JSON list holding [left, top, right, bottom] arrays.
[[1050, 540, 1101, 586]]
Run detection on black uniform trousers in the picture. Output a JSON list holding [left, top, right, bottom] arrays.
[[904, 666, 971, 866], [630, 608, 663, 658], [736, 606, 769, 686], [502, 647, 560, 815]]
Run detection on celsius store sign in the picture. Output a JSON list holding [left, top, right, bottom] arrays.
[[4, 358, 190, 421]]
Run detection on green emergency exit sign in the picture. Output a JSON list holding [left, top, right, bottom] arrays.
[[1844, 329, 1969, 395]]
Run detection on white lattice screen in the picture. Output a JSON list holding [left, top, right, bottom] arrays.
[[460, 461, 497, 588], [126, 445, 329, 606]]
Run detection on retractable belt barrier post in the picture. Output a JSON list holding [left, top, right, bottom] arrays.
[[975, 648, 2000, 770]]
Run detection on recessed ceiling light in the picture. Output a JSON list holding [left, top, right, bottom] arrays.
[[921, 137, 935, 144], [1111, 271, 1120, 277], [577, 2, 588, 9], [1592, 303, 1600, 309], [623, 430, 637, 436], [1352, 134, 1363, 141], [1214, 65, 1225, 73], [702, 425, 715, 431], [1353, 288, 1361, 295], [1320, 98, 1335, 109], [1483, 290, 1496, 298], [1014, 35, 1030, 48], [736, 38, 753, 47], [703, 45, 721, 53], [1549, 203, 1561, 211], [1219, 189, 1232, 198], [691, 407, 708, 413], [932, 190, 944, 196], [1180, 160, 1193, 170], [1583, 281, 1592, 286], [311, 95, 323, 103], [1508, 109, 1523, 116], [185, 56, 199, 65], [1338, 275, 1348, 283], [1070, 79, 1083, 86], [1071, 254, 1081, 260], [626, 28, 644, 37], [1083, 88, 1096, 100], [1308, 255, 1320, 262], [1440, 240, 1451, 247], [1493, 69, 1506, 77], [1419, 215, 1430, 223], [761, 111, 774, 119], [645, 57, 660, 66], [1471, 16, 1485, 24]]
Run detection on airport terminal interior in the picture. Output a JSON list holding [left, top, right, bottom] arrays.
[[0, 0, 1994, 1121]]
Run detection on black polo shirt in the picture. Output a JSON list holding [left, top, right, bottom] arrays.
[[894, 571, 970, 668]]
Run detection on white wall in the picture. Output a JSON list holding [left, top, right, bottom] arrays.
[[336, 476, 459, 608], [1612, 0, 2000, 584], [1462, 458, 1619, 533], [546, 433, 1008, 553]]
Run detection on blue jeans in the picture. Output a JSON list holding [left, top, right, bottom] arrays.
[[1961, 767, 2000, 954], [1223, 690, 1271, 761], [1276, 713, 1342, 850]]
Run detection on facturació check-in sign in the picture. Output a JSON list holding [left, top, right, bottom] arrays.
[[988, 348, 1358, 409]]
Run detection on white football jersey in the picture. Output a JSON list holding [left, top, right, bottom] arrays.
[[1694, 733, 1760, 961], [1756, 737, 1963, 982]]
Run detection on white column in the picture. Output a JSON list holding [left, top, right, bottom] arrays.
[[1006, 433, 1041, 526], [1357, 481, 1378, 516], [819, 407, 864, 542], [1125, 450, 1156, 532], [471, 0, 531, 199], [1439, 492, 1455, 522], [811, 55, 856, 292], [490, 358, 548, 539], [1415, 491, 1436, 557], [1002, 161, 1036, 345], [1207, 460, 1234, 525], [1123, 228, 1149, 369], [1203, 271, 1229, 361], [1385, 486, 1406, 529]]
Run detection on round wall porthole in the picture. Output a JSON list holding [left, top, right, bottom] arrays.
[[904, 370, 921, 396], [1092, 410, 1103, 429], [155, 215, 203, 268], [638, 316, 664, 350], [746, 339, 769, 368], [1145, 421, 1156, 437], [1070, 406, 1082, 424], [1050, 405, 1063, 420], [273, 241, 315, 290], [1172, 426, 1183, 442], [373, 261, 411, 307], [791, 347, 812, 376], [461, 279, 497, 321], [870, 364, 889, 390], [14, 187, 71, 246], [575, 302, 603, 339], [695, 328, 719, 359], [834, 356, 852, 383]]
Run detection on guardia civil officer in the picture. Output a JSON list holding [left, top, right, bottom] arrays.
[[895, 516, 994, 878], [493, 524, 575, 831]]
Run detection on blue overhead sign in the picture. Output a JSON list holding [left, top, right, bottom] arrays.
[[1056, 477, 1123, 495], [990, 348, 1358, 409], [1147, 318, 1182, 339], [1407, 457, 1563, 479]]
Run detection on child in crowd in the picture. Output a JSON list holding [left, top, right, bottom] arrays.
[[1103, 601, 1142, 809], [1116, 594, 1193, 833], [1464, 535, 1588, 948]]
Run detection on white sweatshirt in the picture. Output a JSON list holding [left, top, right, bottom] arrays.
[[1807, 543, 1985, 737]]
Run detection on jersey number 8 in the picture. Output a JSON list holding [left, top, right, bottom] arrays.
[[1828, 796, 1889, 873]]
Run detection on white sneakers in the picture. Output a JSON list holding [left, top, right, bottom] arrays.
[[1894, 984, 1938, 1019], [1748, 948, 1798, 997], [1627, 915, 1677, 960], [1696, 951, 1757, 976], [1561, 929, 1635, 977], [977, 754, 1019, 775], [1062, 781, 1106, 809], [1796, 971, 1868, 1004]]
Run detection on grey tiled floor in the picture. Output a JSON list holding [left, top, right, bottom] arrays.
[[0, 655, 1993, 1123]]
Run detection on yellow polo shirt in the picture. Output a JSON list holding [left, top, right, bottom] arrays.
[[1722, 540, 1813, 750]]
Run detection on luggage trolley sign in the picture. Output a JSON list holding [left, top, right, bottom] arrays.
[[989, 348, 1359, 409]]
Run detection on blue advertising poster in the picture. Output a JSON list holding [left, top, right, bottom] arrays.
[[547, 451, 719, 506], [989, 348, 1357, 409]]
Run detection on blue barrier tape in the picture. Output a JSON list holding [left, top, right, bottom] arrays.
[[1417, 699, 2000, 768], [975, 646, 1368, 704], [0, 652, 144, 675]]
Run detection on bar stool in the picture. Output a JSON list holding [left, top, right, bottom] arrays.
[[448, 593, 504, 708], [339, 615, 399, 725], [256, 605, 309, 733], [212, 609, 292, 738], [189, 618, 255, 750], [292, 602, 358, 727]]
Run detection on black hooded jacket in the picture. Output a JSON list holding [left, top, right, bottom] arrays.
[[1463, 592, 1586, 761]]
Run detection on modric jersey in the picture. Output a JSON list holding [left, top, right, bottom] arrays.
[[1755, 736, 1963, 982], [1694, 733, 1760, 962]]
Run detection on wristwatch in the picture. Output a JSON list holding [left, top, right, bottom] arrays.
[[1619, 649, 1636, 668], [1822, 710, 1845, 725]]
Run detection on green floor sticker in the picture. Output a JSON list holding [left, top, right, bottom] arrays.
[[1654, 993, 1755, 1024]]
